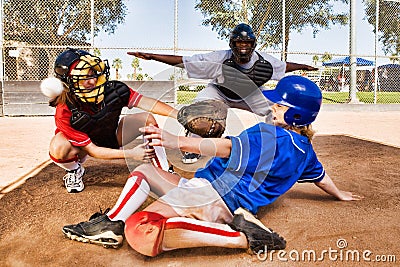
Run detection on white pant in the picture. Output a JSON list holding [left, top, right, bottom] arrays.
[[195, 83, 273, 123], [159, 177, 233, 224]]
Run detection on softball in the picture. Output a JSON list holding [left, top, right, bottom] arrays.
[[40, 77, 64, 98]]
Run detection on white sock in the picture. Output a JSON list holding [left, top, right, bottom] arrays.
[[79, 155, 88, 164], [107, 171, 150, 222], [50, 154, 80, 171], [57, 161, 80, 171]]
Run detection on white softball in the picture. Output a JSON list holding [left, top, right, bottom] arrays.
[[40, 77, 64, 98]]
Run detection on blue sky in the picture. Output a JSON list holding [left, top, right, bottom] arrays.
[[95, 0, 389, 80]]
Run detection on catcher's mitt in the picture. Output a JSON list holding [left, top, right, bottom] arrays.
[[177, 100, 229, 138]]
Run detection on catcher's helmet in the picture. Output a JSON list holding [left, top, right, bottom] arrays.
[[229, 23, 257, 63], [263, 75, 322, 126], [54, 48, 110, 104]]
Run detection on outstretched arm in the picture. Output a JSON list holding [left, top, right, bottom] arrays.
[[314, 174, 363, 201], [136, 95, 178, 119], [286, 62, 318, 72], [140, 125, 232, 158], [127, 52, 184, 67]]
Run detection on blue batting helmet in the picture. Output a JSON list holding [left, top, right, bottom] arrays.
[[263, 75, 322, 126]]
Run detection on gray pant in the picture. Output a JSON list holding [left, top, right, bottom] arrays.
[[195, 83, 273, 124]]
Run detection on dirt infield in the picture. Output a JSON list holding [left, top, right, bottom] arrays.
[[0, 135, 399, 266]]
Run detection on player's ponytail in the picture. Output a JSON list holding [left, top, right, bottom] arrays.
[[285, 124, 315, 142]]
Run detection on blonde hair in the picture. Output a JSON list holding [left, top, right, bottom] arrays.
[[285, 124, 315, 142]]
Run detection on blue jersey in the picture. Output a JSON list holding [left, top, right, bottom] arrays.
[[195, 123, 325, 214]]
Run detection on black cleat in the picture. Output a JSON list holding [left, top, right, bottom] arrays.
[[229, 208, 286, 254], [62, 213, 124, 249]]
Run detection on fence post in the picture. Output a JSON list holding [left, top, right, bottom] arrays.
[[349, 0, 360, 103], [0, 0, 3, 116], [173, 0, 178, 105], [281, 0, 286, 61], [374, 0, 379, 104]]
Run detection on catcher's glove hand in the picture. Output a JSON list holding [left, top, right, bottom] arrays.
[[177, 100, 228, 138]]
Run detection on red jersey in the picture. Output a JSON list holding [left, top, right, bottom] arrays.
[[54, 87, 142, 147]]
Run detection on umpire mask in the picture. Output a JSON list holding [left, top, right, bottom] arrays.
[[229, 23, 257, 64]]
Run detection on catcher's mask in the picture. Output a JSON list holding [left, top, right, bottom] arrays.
[[263, 76, 322, 126], [229, 23, 257, 63], [54, 48, 110, 104]]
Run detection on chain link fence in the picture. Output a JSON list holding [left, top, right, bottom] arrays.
[[1, 0, 400, 115]]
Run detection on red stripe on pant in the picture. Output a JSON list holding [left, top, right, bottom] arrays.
[[165, 221, 241, 237], [148, 142, 162, 169], [152, 149, 162, 168], [146, 124, 162, 169]]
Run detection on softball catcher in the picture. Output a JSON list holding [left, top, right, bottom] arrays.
[[45, 48, 177, 193]]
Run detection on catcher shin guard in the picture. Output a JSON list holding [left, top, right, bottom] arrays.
[[125, 211, 247, 257], [106, 171, 150, 222]]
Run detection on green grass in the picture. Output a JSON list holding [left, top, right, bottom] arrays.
[[177, 91, 199, 104], [322, 92, 400, 104], [178, 90, 400, 104]]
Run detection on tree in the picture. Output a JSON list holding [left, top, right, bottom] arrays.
[[194, 0, 349, 60], [112, 58, 123, 80], [131, 57, 141, 80], [364, 0, 400, 56], [389, 53, 399, 64], [144, 74, 153, 81], [93, 48, 102, 57], [168, 68, 187, 81], [3, 0, 127, 77], [321, 52, 333, 63], [129, 57, 152, 81], [312, 55, 320, 66], [136, 73, 144, 81]]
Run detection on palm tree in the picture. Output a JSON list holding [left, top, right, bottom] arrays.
[[312, 55, 319, 66], [389, 53, 399, 64], [136, 73, 144, 81], [112, 58, 122, 80], [93, 48, 101, 57], [131, 57, 141, 80]]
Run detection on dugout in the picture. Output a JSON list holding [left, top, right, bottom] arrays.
[[377, 64, 400, 92]]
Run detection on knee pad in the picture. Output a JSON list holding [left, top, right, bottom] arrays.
[[125, 211, 167, 257]]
